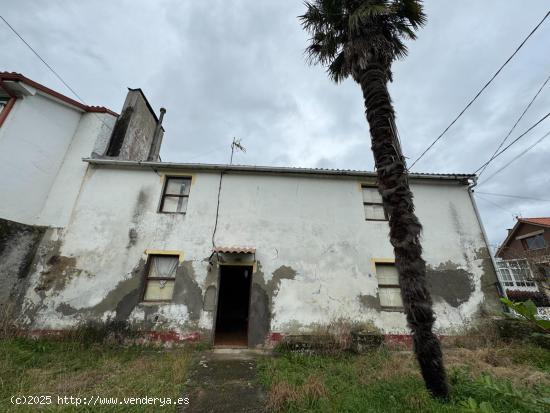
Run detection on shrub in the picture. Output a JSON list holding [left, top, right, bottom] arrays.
[[506, 290, 550, 307]]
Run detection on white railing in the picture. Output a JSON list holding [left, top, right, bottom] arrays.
[[536, 307, 550, 320]]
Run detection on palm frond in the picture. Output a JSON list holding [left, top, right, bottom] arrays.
[[327, 50, 350, 82], [300, 0, 425, 82]]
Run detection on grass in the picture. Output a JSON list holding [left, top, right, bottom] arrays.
[[258, 343, 550, 412], [0, 338, 193, 412], [2, 333, 549, 412]]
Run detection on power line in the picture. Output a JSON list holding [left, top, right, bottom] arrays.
[[1, 15, 86, 104], [478, 74, 550, 177], [475, 194, 517, 216], [474, 111, 550, 173], [475, 191, 550, 203], [479, 129, 550, 185], [409, 9, 550, 170], [0, 14, 114, 133]]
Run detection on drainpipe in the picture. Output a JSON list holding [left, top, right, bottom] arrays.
[[468, 176, 507, 299], [148, 107, 166, 161], [0, 80, 17, 129]]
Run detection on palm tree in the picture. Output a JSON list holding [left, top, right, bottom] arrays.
[[300, 0, 449, 399]]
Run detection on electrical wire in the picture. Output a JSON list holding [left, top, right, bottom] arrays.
[[475, 194, 517, 216], [0, 14, 114, 133], [474, 191, 550, 203], [474, 111, 550, 173], [479, 129, 550, 185], [409, 9, 550, 170], [478, 74, 550, 177]]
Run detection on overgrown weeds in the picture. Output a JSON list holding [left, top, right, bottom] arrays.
[[0, 302, 17, 339], [0, 337, 192, 412], [67, 319, 139, 345], [259, 341, 550, 412], [276, 318, 383, 355]]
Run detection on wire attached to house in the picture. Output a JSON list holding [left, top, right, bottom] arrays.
[[210, 138, 246, 251], [211, 171, 224, 250], [409, 9, 550, 170], [478, 74, 550, 178]]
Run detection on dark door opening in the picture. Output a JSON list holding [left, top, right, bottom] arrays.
[[214, 265, 252, 347]]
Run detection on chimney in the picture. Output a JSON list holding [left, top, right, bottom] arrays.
[[101, 88, 163, 161], [148, 107, 166, 161]]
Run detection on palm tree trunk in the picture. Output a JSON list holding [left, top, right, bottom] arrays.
[[354, 62, 449, 399]]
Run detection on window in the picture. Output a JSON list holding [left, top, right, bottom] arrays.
[[160, 177, 191, 213], [142, 255, 178, 301], [496, 259, 536, 288], [523, 234, 546, 250], [362, 185, 387, 221], [375, 263, 403, 309], [0, 96, 8, 113]]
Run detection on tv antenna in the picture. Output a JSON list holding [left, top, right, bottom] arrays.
[[230, 137, 246, 165]]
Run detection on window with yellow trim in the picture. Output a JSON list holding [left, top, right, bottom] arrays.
[[375, 263, 403, 309], [142, 255, 178, 301], [362, 185, 387, 221]]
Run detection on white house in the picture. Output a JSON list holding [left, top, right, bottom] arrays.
[[0, 73, 502, 347]]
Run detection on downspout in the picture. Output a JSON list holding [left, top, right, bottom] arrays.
[[468, 176, 507, 299], [0, 80, 17, 128]]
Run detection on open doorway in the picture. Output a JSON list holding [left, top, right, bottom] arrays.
[[214, 265, 252, 347]]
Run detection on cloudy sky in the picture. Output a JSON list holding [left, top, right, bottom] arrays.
[[1, 0, 549, 249]]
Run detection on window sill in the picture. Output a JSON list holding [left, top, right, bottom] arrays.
[[140, 301, 173, 305], [380, 307, 404, 312]]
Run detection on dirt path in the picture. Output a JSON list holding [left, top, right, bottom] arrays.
[[181, 350, 267, 413]]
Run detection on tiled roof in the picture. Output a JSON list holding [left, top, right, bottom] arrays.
[[213, 246, 256, 254], [519, 217, 550, 227], [0, 72, 117, 116]]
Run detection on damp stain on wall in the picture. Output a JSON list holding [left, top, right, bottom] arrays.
[[172, 261, 202, 322], [426, 261, 474, 307]]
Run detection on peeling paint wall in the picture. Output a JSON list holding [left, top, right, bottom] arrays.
[[18, 168, 500, 344]]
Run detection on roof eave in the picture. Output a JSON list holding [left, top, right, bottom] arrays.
[[0, 72, 118, 117], [83, 158, 475, 182]]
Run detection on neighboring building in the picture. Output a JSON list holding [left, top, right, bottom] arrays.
[[495, 217, 550, 313], [1, 73, 502, 347], [0, 72, 117, 227]]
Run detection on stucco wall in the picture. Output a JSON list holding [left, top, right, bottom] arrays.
[[0, 94, 82, 224], [37, 113, 116, 227], [19, 167, 500, 342], [0, 93, 116, 227]]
